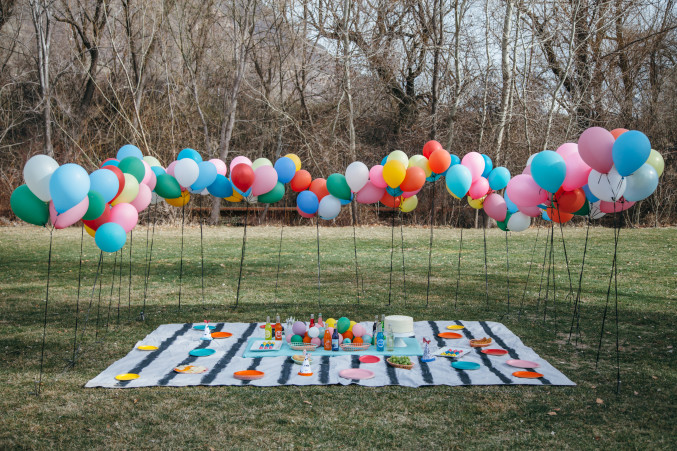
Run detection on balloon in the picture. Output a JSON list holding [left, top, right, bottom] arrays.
[[155, 174, 182, 198], [177, 148, 202, 163], [556, 188, 586, 213], [561, 150, 592, 191], [573, 200, 590, 216], [526, 154, 536, 166], [382, 160, 406, 188], [556, 143, 578, 160], [468, 177, 489, 200], [610, 128, 628, 139], [531, 150, 566, 193], [505, 174, 548, 207], [104, 166, 125, 201], [89, 169, 120, 203], [541, 210, 550, 221], [497, 212, 512, 231], [309, 178, 329, 201], [23, 154, 59, 202], [252, 157, 273, 170], [461, 152, 485, 182], [117, 156, 146, 183], [589, 201, 606, 219], [369, 165, 387, 188], [399, 195, 418, 213], [400, 167, 425, 192], [174, 158, 200, 187], [450, 154, 461, 167], [582, 184, 599, 203], [408, 155, 432, 177], [599, 199, 635, 213], [224, 191, 243, 203], [84, 224, 96, 237], [296, 206, 315, 218], [402, 187, 421, 198], [387, 150, 409, 167], [355, 181, 386, 204], [151, 166, 166, 177], [518, 204, 542, 217], [282, 153, 300, 171], [83, 191, 106, 221], [318, 195, 341, 220], [230, 155, 252, 172], [380, 192, 401, 208], [422, 140, 443, 159], [49, 163, 90, 213], [143, 155, 163, 168], [587, 167, 626, 202], [578, 127, 614, 173], [546, 206, 573, 223], [386, 186, 403, 197], [507, 212, 530, 232], [326, 173, 352, 200], [110, 202, 139, 232], [345, 161, 369, 192], [207, 175, 234, 198], [623, 163, 658, 202], [488, 167, 510, 191], [144, 166, 157, 191], [49, 196, 89, 229], [111, 173, 139, 206], [522, 165, 531, 175], [467, 195, 485, 209], [274, 157, 296, 184], [445, 164, 472, 198], [140, 160, 153, 186], [165, 160, 178, 176], [481, 154, 493, 178], [117, 144, 143, 160], [83, 204, 111, 231], [645, 149, 664, 177], [258, 182, 284, 203], [206, 159, 227, 177], [231, 163, 255, 192], [10, 185, 49, 226], [190, 161, 218, 191], [130, 183, 152, 212], [251, 165, 278, 196], [290, 169, 312, 192], [428, 149, 452, 174], [504, 191, 519, 213], [95, 222, 127, 253], [166, 191, 190, 207], [297, 190, 319, 214], [483, 193, 507, 222], [101, 158, 119, 168], [612, 130, 651, 176]]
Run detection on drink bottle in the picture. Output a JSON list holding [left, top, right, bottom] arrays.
[[264, 316, 272, 340], [323, 328, 332, 350], [309, 313, 315, 328], [376, 323, 385, 352], [274, 314, 282, 341], [332, 325, 340, 351]]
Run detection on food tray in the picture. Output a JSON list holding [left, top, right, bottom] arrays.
[[386, 357, 414, 370]]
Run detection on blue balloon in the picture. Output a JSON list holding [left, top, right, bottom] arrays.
[[116, 144, 142, 160], [177, 148, 202, 163], [582, 184, 599, 203], [531, 150, 566, 193], [450, 154, 461, 166], [89, 169, 119, 203], [102, 159, 119, 168], [504, 191, 519, 213], [541, 210, 551, 221], [190, 161, 218, 191], [387, 186, 403, 196], [297, 190, 319, 214], [623, 163, 658, 201], [481, 154, 493, 178], [340, 194, 353, 205], [95, 222, 127, 253], [150, 166, 166, 177], [274, 157, 296, 184], [207, 175, 234, 198], [50, 164, 90, 213], [426, 172, 443, 182], [380, 155, 388, 166], [487, 167, 511, 191], [612, 130, 651, 176], [445, 164, 472, 198]]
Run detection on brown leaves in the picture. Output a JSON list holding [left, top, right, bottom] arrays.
[[596, 398, 604, 405]]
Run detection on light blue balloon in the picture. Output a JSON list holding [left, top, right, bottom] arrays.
[[426, 172, 444, 182], [274, 157, 296, 184], [89, 169, 119, 203], [450, 154, 461, 166], [230, 179, 252, 198], [150, 166, 166, 177], [207, 175, 234, 198], [504, 191, 519, 213], [297, 190, 319, 214], [116, 144, 142, 160], [387, 186, 403, 196], [340, 194, 353, 205], [531, 150, 566, 193], [612, 130, 651, 176], [380, 155, 388, 166], [102, 159, 119, 168], [190, 161, 218, 191], [177, 148, 202, 163], [582, 184, 599, 203], [445, 164, 472, 198], [49, 164, 91, 213], [623, 163, 658, 201], [481, 154, 493, 178], [95, 222, 127, 253], [488, 167, 511, 190], [541, 210, 551, 221]]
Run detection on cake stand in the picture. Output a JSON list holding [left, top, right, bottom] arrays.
[[392, 331, 414, 348]]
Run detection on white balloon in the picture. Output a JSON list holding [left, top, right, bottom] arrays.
[[345, 161, 369, 192], [589, 201, 606, 219], [23, 154, 59, 201], [318, 195, 341, 220], [587, 166, 626, 202], [507, 211, 531, 232], [623, 163, 658, 202], [174, 158, 199, 187], [526, 153, 537, 166], [308, 326, 319, 338]]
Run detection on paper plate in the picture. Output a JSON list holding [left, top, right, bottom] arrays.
[[174, 365, 207, 374], [451, 361, 480, 370], [193, 324, 216, 331], [291, 354, 313, 365], [482, 349, 508, 356], [438, 332, 463, 339], [211, 332, 232, 339], [137, 345, 158, 351], [447, 325, 465, 330], [359, 355, 381, 364], [339, 368, 375, 380], [506, 359, 540, 368], [513, 371, 543, 379], [115, 373, 139, 381], [189, 348, 216, 357], [233, 370, 264, 381]]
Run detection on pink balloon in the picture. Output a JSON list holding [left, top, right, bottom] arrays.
[[599, 199, 635, 213], [144, 168, 157, 191], [518, 204, 542, 217], [310, 337, 322, 346], [141, 160, 153, 185], [369, 165, 387, 188], [402, 187, 421, 198], [210, 158, 227, 176], [468, 177, 490, 199], [578, 127, 614, 173], [561, 151, 592, 191], [130, 183, 152, 212], [166, 160, 178, 176], [461, 152, 485, 182], [483, 193, 507, 221], [556, 143, 578, 160], [522, 165, 531, 175], [297, 206, 316, 218], [355, 180, 386, 204], [506, 174, 548, 207], [251, 165, 278, 196], [109, 203, 139, 232], [49, 197, 89, 229], [230, 156, 252, 173]]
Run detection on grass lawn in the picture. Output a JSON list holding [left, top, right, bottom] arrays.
[[0, 224, 674, 449]]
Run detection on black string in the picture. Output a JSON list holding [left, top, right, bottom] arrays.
[[353, 202, 360, 305], [199, 196, 205, 308], [127, 229, 133, 319], [36, 227, 54, 395], [557, 218, 575, 307], [568, 216, 590, 345], [482, 217, 489, 308], [454, 227, 463, 310], [94, 252, 105, 341], [518, 225, 540, 321], [141, 204, 151, 318], [543, 220, 556, 325], [178, 203, 185, 311], [388, 207, 395, 306], [73, 251, 103, 363], [141, 200, 157, 321], [536, 223, 551, 312], [70, 224, 85, 366], [505, 230, 510, 314], [235, 202, 249, 308], [425, 182, 437, 307], [315, 218, 321, 309], [274, 196, 286, 304], [596, 210, 621, 369], [399, 209, 407, 304], [105, 251, 118, 332]]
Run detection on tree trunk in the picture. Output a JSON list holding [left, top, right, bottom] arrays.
[[493, 0, 514, 164]]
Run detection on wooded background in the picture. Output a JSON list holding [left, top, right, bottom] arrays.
[[0, 0, 675, 225]]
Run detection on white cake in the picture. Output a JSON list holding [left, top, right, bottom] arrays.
[[384, 315, 414, 334]]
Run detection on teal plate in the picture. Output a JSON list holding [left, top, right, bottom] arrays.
[[193, 325, 216, 330], [189, 348, 216, 357], [451, 361, 480, 370]]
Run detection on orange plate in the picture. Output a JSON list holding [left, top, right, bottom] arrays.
[[211, 332, 232, 339], [513, 371, 544, 379], [438, 332, 463, 339], [233, 370, 265, 381]]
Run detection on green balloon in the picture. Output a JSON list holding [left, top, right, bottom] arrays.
[[337, 317, 350, 334], [155, 174, 182, 199], [117, 156, 145, 183], [573, 200, 590, 216], [83, 191, 106, 221], [10, 184, 48, 226], [257, 182, 285, 204], [326, 173, 352, 201], [497, 212, 512, 232]]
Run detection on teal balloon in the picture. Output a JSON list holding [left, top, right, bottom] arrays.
[[118, 156, 145, 183], [445, 164, 472, 198], [531, 150, 565, 193], [481, 154, 493, 178], [573, 200, 590, 216], [326, 173, 352, 200], [154, 174, 182, 198], [497, 212, 512, 231], [504, 191, 519, 213], [10, 184, 48, 226], [49, 163, 90, 213], [488, 167, 511, 190], [386, 186, 403, 196], [82, 191, 106, 221], [95, 222, 127, 253], [207, 174, 233, 198], [623, 163, 658, 201], [450, 154, 460, 166], [258, 182, 285, 203], [612, 130, 651, 176], [177, 148, 202, 163], [116, 144, 142, 160]]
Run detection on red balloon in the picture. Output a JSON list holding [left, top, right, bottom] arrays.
[[104, 166, 125, 202], [290, 170, 312, 192], [400, 167, 426, 192], [610, 128, 628, 140], [297, 206, 316, 218], [380, 192, 401, 208], [556, 188, 586, 213], [546, 206, 573, 224], [231, 164, 255, 192], [428, 149, 452, 174], [422, 140, 443, 159], [82, 204, 112, 230], [309, 178, 329, 201]]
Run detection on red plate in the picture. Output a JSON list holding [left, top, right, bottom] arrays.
[[438, 332, 463, 339], [482, 349, 508, 356], [512, 371, 543, 379], [359, 355, 381, 364]]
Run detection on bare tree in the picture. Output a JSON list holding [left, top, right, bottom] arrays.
[[29, 0, 53, 156]]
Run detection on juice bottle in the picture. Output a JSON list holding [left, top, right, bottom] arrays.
[[317, 313, 324, 327], [274, 314, 282, 341], [323, 328, 332, 350], [332, 325, 340, 351], [264, 315, 272, 340], [309, 313, 315, 328], [376, 323, 385, 352]]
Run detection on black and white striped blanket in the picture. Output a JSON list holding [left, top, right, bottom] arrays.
[[85, 321, 575, 388]]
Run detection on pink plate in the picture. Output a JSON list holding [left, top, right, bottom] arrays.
[[359, 355, 381, 364], [339, 368, 375, 380], [506, 359, 540, 369]]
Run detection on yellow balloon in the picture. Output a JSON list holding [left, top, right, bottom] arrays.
[[646, 149, 664, 177], [409, 154, 432, 177], [325, 318, 336, 328], [143, 155, 162, 167], [446, 184, 460, 199], [387, 150, 409, 167], [400, 195, 418, 213], [284, 153, 301, 171], [84, 224, 96, 238], [383, 160, 406, 188], [467, 195, 486, 209], [166, 190, 190, 207], [111, 173, 140, 205], [225, 191, 243, 203], [348, 320, 356, 332]]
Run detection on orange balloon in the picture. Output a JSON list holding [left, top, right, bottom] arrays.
[[556, 189, 585, 213], [547, 206, 574, 223], [343, 331, 354, 341], [309, 178, 329, 201], [302, 335, 312, 343], [290, 170, 312, 192], [380, 192, 401, 208], [428, 149, 452, 174], [353, 336, 363, 344], [423, 140, 443, 159], [400, 166, 426, 192], [610, 128, 628, 139]]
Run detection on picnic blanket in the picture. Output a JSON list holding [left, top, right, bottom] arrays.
[[85, 321, 575, 388]]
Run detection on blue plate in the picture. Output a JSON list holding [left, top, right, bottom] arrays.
[[193, 324, 216, 330], [189, 348, 216, 357], [451, 361, 480, 370]]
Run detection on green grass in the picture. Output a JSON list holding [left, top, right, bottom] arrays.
[[0, 224, 675, 449]]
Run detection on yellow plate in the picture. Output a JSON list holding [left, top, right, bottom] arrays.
[[115, 373, 139, 381], [447, 325, 464, 330], [137, 345, 158, 351]]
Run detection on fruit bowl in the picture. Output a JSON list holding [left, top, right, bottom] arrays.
[[386, 357, 414, 370]]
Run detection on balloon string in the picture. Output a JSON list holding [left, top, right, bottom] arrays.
[[141, 204, 151, 318], [353, 204, 360, 304], [94, 252, 105, 341], [70, 224, 85, 366], [36, 227, 54, 395], [105, 251, 118, 333], [399, 209, 407, 305], [505, 230, 510, 315], [568, 215, 590, 345], [388, 208, 395, 306], [536, 223, 551, 312], [127, 229, 133, 319], [557, 218, 575, 307], [178, 203, 185, 311], [199, 196, 205, 308], [483, 218, 489, 308], [235, 202, 249, 308], [596, 208, 621, 370], [74, 251, 103, 363], [315, 218, 321, 309], [454, 227, 463, 310], [141, 201, 157, 321], [518, 225, 540, 321], [425, 181, 436, 307], [543, 220, 555, 325], [274, 196, 286, 304]]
